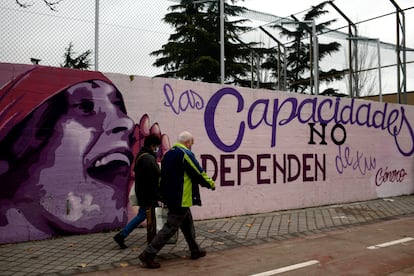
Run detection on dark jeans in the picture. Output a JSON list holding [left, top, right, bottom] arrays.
[[143, 207, 200, 259]]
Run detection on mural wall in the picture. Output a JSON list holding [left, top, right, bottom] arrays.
[[1, 63, 413, 244]]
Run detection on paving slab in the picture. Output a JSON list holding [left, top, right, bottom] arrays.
[[0, 195, 413, 275]]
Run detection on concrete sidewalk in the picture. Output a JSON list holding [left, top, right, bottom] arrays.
[[0, 195, 413, 276]]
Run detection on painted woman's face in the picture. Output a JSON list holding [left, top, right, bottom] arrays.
[[18, 80, 134, 233]]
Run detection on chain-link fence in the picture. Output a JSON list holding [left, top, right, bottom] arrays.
[[239, 3, 414, 97], [1, 0, 413, 96], [1, 0, 172, 77]]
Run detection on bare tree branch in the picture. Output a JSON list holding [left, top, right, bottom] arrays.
[[344, 41, 378, 97], [42, 0, 63, 11], [15, 0, 32, 8], [15, 0, 64, 11]]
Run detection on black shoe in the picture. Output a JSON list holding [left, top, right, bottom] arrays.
[[139, 253, 161, 269], [190, 249, 207, 260], [113, 233, 128, 249]]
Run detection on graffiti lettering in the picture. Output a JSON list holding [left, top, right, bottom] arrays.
[[201, 153, 326, 186], [335, 145, 376, 175], [163, 83, 204, 114], [204, 87, 414, 156], [308, 123, 347, 146], [375, 167, 407, 186], [204, 87, 245, 152]]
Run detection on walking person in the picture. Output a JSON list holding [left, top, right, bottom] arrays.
[[138, 131, 216, 269], [113, 134, 162, 249]]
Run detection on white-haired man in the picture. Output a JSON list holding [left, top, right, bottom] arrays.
[[138, 131, 215, 269]]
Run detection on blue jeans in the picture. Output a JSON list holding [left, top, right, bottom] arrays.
[[120, 207, 146, 238]]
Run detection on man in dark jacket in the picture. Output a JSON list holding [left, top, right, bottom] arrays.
[[138, 131, 215, 269], [113, 134, 161, 249]]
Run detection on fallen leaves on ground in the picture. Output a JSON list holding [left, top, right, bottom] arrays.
[[119, 262, 129, 267]]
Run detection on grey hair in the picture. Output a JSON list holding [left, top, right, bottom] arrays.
[[178, 131, 193, 143]]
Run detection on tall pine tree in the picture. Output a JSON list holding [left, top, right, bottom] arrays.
[[151, 0, 253, 84], [268, 2, 344, 94]]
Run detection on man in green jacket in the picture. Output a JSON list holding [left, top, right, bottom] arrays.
[[139, 131, 215, 269]]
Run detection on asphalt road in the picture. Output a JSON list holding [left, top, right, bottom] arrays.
[[78, 216, 414, 276]]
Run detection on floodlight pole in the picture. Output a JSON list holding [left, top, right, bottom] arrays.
[[95, 0, 99, 71], [376, 39, 383, 102], [312, 21, 319, 95], [220, 0, 224, 84]]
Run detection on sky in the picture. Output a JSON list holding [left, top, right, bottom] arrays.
[[241, 0, 414, 95], [242, 0, 413, 47], [0, 0, 413, 94]]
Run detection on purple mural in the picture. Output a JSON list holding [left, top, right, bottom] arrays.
[[0, 66, 135, 243], [1, 64, 412, 244]]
